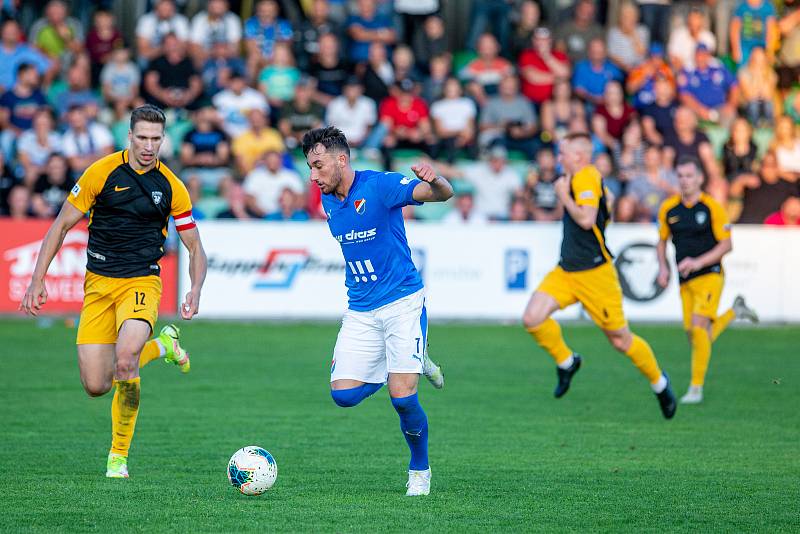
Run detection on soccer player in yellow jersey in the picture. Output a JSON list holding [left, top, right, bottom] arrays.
[[522, 133, 677, 419], [19, 105, 208, 477], [656, 156, 758, 405]]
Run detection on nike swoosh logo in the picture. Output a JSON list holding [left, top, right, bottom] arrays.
[[115, 186, 131, 192], [668, 216, 680, 223], [133, 308, 145, 313]]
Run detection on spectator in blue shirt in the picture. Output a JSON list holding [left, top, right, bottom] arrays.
[[730, 0, 778, 65], [572, 37, 624, 108], [244, 0, 292, 78], [0, 63, 48, 159], [677, 43, 739, 126], [346, 0, 396, 64], [0, 20, 53, 92], [202, 41, 246, 97]]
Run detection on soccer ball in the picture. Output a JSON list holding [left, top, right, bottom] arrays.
[[227, 446, 278, 495]]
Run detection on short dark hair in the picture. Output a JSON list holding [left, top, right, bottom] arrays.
[[130, 104, 166, 131], [16, 62, 34, 75], [302, 126, 350, 159], [675, 155, 702, 173], [563, 132, 592, 143]]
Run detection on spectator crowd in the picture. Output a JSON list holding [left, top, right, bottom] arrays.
[[0, 0, 799, 226]]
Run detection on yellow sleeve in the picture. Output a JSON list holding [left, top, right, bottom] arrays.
[[657, 200, 672, 241], [708, 197, 731, 241], [159, 161, 193, 217], [65, 152, 121, 213], [571, 166, 601, 208]]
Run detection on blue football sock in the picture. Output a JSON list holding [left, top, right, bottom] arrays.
[[330, 382, 383, 407], [391, 393, 429, 471]]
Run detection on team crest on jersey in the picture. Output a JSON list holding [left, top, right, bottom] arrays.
[[695, 211, 707, 225], [70, 183, 81, 197], [152, 191, 163, 204], [354, 198, 366, 214]]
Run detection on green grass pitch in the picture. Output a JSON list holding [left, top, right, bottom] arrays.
[[0, 319, 797, 532]]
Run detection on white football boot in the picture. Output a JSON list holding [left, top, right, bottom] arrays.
[[680, 385, 704, 404], [405, 468, 431, 496], [732, 295, 759, 323], [422, 354, 444, 390]]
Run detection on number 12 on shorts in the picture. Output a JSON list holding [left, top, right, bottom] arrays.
[[135, 291, 146, 306]]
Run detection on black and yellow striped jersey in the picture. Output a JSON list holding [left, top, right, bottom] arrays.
[[657, 193, 731, 283], [67, 150, 195, 278], [558, 164, 613, 272]]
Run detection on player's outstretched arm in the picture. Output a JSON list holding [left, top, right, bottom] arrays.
[[411, 163, 454, 203], [19, 202, 86, 316], [656, 239, 670, 289], [177, 226, 208, 320]]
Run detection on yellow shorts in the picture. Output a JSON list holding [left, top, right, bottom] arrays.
[[680, 273, 723, 331], [536, 262, 628, 331], [76, 272, 162, 345]]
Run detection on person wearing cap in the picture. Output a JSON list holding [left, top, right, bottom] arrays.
[[677, 43, 738, 126], [325, 76, 377, 148], [519, 26, 570, 105], [667, 8, 717, 71], [571, 37, 624, 108], [378, 78, 434, 171], [431, 144, 523, 220], [626, 42, 676, 110]]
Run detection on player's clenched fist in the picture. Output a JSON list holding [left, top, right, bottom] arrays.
[[411, 163, 437, 183]]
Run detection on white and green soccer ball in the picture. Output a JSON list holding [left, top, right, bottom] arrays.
[[227, 446, 278, 496]]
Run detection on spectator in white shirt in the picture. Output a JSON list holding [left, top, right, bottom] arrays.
[[325, 76, 376, 147], [442, 186, 489, 224], [243, 150, 304, 216], [434, 144, 523, 220], [668, 7, 717, 71], [190, 0, 242, 66], [430, 77, 477, 163], [16, 107, 62, 185], [61, 104, 114, 174], [212, 72, 269, 138], [136, 0, 190, 66]]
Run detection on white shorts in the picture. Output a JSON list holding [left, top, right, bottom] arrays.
[[330, 290, 427, 384]]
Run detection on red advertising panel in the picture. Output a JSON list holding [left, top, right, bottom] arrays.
[[0, 219, 177, 315]]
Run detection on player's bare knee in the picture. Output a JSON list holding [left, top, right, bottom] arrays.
[[607, 331, 632, 353], [113, 352, 139, 378], [82, 377, 112, 397], [522, 309, 545, 329]]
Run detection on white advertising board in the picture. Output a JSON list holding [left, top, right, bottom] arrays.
[[181, 222, 800, 322]]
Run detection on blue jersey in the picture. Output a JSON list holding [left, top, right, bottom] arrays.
[[322, 169, 423, 311]]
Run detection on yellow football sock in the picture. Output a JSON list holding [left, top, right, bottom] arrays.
[[624, 335, 662, 384], [527, 319, 573, 365], [139, 339, 164, 368], [110, 377, 140, 457], [711, 309, 735, 342], [690, 326, 712, 387]]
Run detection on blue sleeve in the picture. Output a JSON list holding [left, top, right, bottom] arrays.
[[279, 21, 293, 39], [243, 18, 258, 39], [733, 2, 747, 19], [571, 62, 586, 90], [377, 171, 422, 208], [764, 1, 776, 18], [0, 92, 11, 108]]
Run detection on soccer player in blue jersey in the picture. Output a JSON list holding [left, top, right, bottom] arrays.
[[302, 126, 452, 496]]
